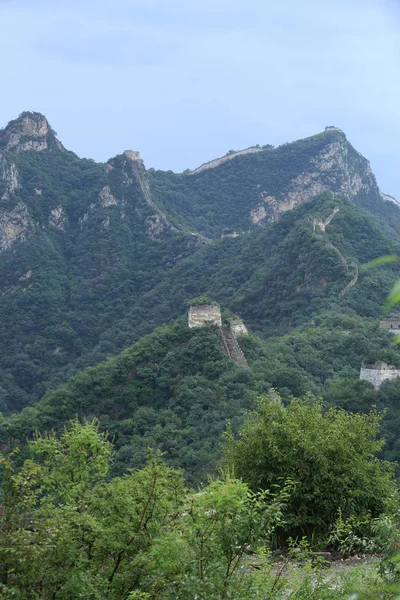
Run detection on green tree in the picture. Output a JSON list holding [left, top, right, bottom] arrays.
[[0, 420, 289, 600], [223, 394, 396, 546], [0, 421, 185, 599]]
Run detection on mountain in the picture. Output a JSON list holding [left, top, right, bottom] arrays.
[[0, 111, 400, 413], [149, 125, 400, 239]]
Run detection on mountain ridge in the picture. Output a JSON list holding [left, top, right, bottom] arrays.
[[1, 112, 400, 413]]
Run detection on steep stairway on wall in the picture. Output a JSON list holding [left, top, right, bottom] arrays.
[[313, 206, 358, 297], [132, 161, 212, 242], [340, 263, 359, 297], [131, 162, 178, 232], [220, 326, 248, 367]]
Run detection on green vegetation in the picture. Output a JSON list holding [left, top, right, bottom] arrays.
[[187, 296, 220, 307], [2, 311, 400, 485], [1, 418, 399, 599], [0, 420, 289, 599], [3, 115, 400, 597], [224, 395, 395, 546], [1, 114, 400, 415], [149, 128, 395, 238]]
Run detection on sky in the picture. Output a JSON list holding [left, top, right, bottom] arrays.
[[0, 0, 399, 197]]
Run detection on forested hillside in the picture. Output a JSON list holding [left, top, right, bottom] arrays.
[[2, 310, 400, 485], [2, 112, 400, 598], [149, 127, 400, 238], [0, 110, 400, 419]]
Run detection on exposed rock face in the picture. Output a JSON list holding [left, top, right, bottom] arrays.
[[0, 112, 63, 153], [250, 131, 382, 225], [49, 205, 68, 231], [146, 214, 165, 238], [230, 319, 248, 338], [99, 186, 118, 207], [0, 156, 20, 198], [0, 202, 32, 250]]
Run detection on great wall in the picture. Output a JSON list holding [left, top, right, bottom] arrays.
[[125, 151, 211, 243], [186, 146, 265, 176], [312, 206, 358, 297], [188, 304, 248, 367]]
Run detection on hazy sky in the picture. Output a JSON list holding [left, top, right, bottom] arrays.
[[0, 0, 399, 197]]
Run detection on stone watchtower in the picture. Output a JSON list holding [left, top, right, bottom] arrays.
[[188, 304, 222, 328], [379, 315, 400, 335], [187, 303, 248, 367]]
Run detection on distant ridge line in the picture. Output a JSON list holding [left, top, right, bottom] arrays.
[[187, 146, 265, 175]]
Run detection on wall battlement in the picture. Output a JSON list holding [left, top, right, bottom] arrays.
[[360, 361, 400, 389], [379, 316, 400, 335]]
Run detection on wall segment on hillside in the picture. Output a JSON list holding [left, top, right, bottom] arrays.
[[360, 361, 400, 389], [380, 317, 400, 335]]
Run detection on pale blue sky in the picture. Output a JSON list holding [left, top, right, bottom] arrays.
[[0, 0, 399, 197]]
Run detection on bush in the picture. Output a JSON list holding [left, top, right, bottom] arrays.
[[223, 394, 396, 547]]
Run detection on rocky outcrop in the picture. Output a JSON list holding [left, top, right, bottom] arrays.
[[49, 205, 68, 231], [0, 112, 64, 153], [230, 319, 248, 338], [99, 186, 118, 207], [0, 156, 20, 198], [0, 202, 32, 250], [250, 130, 384, 225]]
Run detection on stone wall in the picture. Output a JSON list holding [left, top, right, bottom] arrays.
[[360, 361, 400, 389], [188, 304, 222, 328], [379, 318, 400, 335]]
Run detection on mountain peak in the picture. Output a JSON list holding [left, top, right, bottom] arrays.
[[0, 112, 64, 153]]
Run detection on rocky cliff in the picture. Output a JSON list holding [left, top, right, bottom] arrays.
[[250, 127, 381, 224]]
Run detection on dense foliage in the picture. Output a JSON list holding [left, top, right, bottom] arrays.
[[0, 421, 288, 600], [1, 418, 399, 599], [2, 311, 400, 484], [224, 396, 396, 545], [148, 128, 398, 238]]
